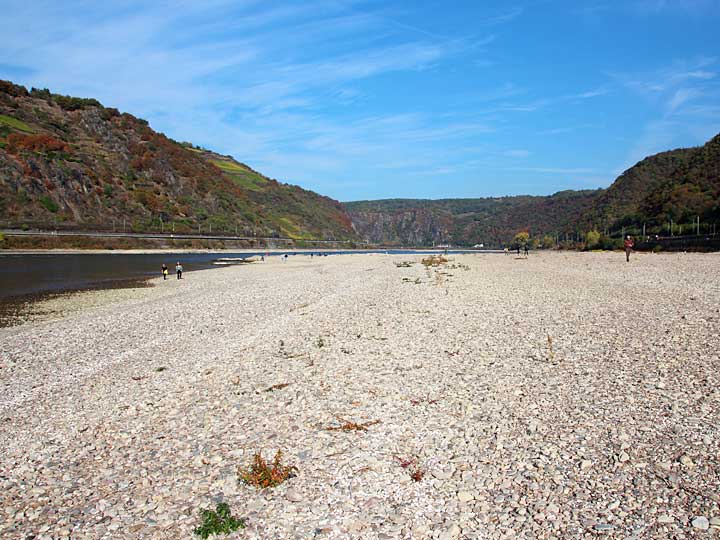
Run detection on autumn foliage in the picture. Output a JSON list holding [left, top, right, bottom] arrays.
[[7, 133, 70, 153]]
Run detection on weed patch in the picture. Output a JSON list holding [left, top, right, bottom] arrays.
[[193, 502, 245, 539], [264, 383, 290, 392], [410, 394, 441, 406], [325, 416, 381, 432], [238, 450, 297, 488], [394, 456, 425, 482], [421, 255, 448, 267]]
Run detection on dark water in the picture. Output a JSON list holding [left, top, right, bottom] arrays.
[[0, 249, 487, 301]]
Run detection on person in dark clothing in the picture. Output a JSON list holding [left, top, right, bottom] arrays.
[[161, 263, 169, 280], [624, 236, 634, 262], [524, 244, 529, 256], [175, 261, 183, 279]]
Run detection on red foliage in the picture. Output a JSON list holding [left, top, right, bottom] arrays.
[[7, 133, 70, 153]]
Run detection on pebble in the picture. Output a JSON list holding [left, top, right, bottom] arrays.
[[692, 516, 710, 530]]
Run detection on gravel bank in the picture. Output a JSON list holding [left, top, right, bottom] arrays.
[[1, 251, 719, 539]]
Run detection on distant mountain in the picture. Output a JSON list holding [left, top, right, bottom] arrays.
[[0, 80, 357, 241], [345, 133, 720, 246], [344, 191, 600, 247]]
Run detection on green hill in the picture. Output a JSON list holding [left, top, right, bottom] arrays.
[[0, 80, 357, 242], [584, 133, 720, 234]]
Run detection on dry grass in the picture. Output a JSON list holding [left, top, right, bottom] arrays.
[[264, 383, 290, 392], [325, 416, 381, 432], [394, 456, 425, 482], [410, 394, 441, 406], [547, 334, 555, 362], [421, 255, 449, 267], [238, 450, 297, 488]]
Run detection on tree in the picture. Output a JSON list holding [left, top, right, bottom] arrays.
[[542, 234, 556, 249], [585, 230, 601, 249], [513, 231, 530, 248]]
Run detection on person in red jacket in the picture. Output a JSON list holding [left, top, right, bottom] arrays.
[[624, 235, 634, 262]]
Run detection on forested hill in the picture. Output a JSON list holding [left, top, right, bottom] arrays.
[[583, 133, 720, 233], [344, 190, 600, 247], [345, 132, 720, 247], [0, 80, 357, 241]]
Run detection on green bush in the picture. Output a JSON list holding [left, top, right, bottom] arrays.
[[39, 195, 59, 213], [585, 230, 601, 250], [193, 502, 245, 539]]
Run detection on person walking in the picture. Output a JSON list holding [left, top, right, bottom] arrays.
[[624, 235, 634, 262], [175, 261, 183, 279], [161, 263, 169, 280], [524, 244, 529, 257]]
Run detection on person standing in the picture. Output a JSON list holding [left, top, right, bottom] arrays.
[[175, 261, 183, 279], [161, 263, 169, 280], [624, 235, 634, 262]]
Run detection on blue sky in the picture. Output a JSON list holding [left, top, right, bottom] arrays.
[[1, 0, 719, 201]]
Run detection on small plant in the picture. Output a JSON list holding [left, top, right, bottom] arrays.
[[155, 366, 167, 372], [238, 450, 297, 488], [193, 502, 245, 539], [421, 255, 448, 267], [395, 261, 414, 268], [325, 416, 380, 432], [316, 336, 325, 348], [395, 456, 425, 482], [410, 394, 440, 406], [547, 335, 555, 362], [264, 383, 290, 392]]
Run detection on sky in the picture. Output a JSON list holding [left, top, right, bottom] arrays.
[[1, 0, 720, 201]]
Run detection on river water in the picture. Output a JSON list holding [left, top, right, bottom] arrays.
[[0, 249, 488, 301]]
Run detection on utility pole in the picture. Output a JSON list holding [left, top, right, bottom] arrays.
[[160, 216, 163, 233], [642, 223, 646, 238], [123, 218, 126, 233]]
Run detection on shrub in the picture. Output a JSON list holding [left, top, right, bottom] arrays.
[[238, 450, 297, 488], [193, 502, 245, 539], [7, 133, 70, 154], [421, 255, 448, 267], [585, 230, 601, 250], [39, 195, 59, 213]]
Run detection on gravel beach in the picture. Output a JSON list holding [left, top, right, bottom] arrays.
[[1, 251, 719, 540]]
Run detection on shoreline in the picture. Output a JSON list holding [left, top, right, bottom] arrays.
[[0, 247, 495, 255]]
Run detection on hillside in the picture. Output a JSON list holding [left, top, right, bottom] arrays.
[[584, 133, 720, 233], [345, 190, 600, 247], [0, 80, 357, 241], [346, 133, 720, 247]]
